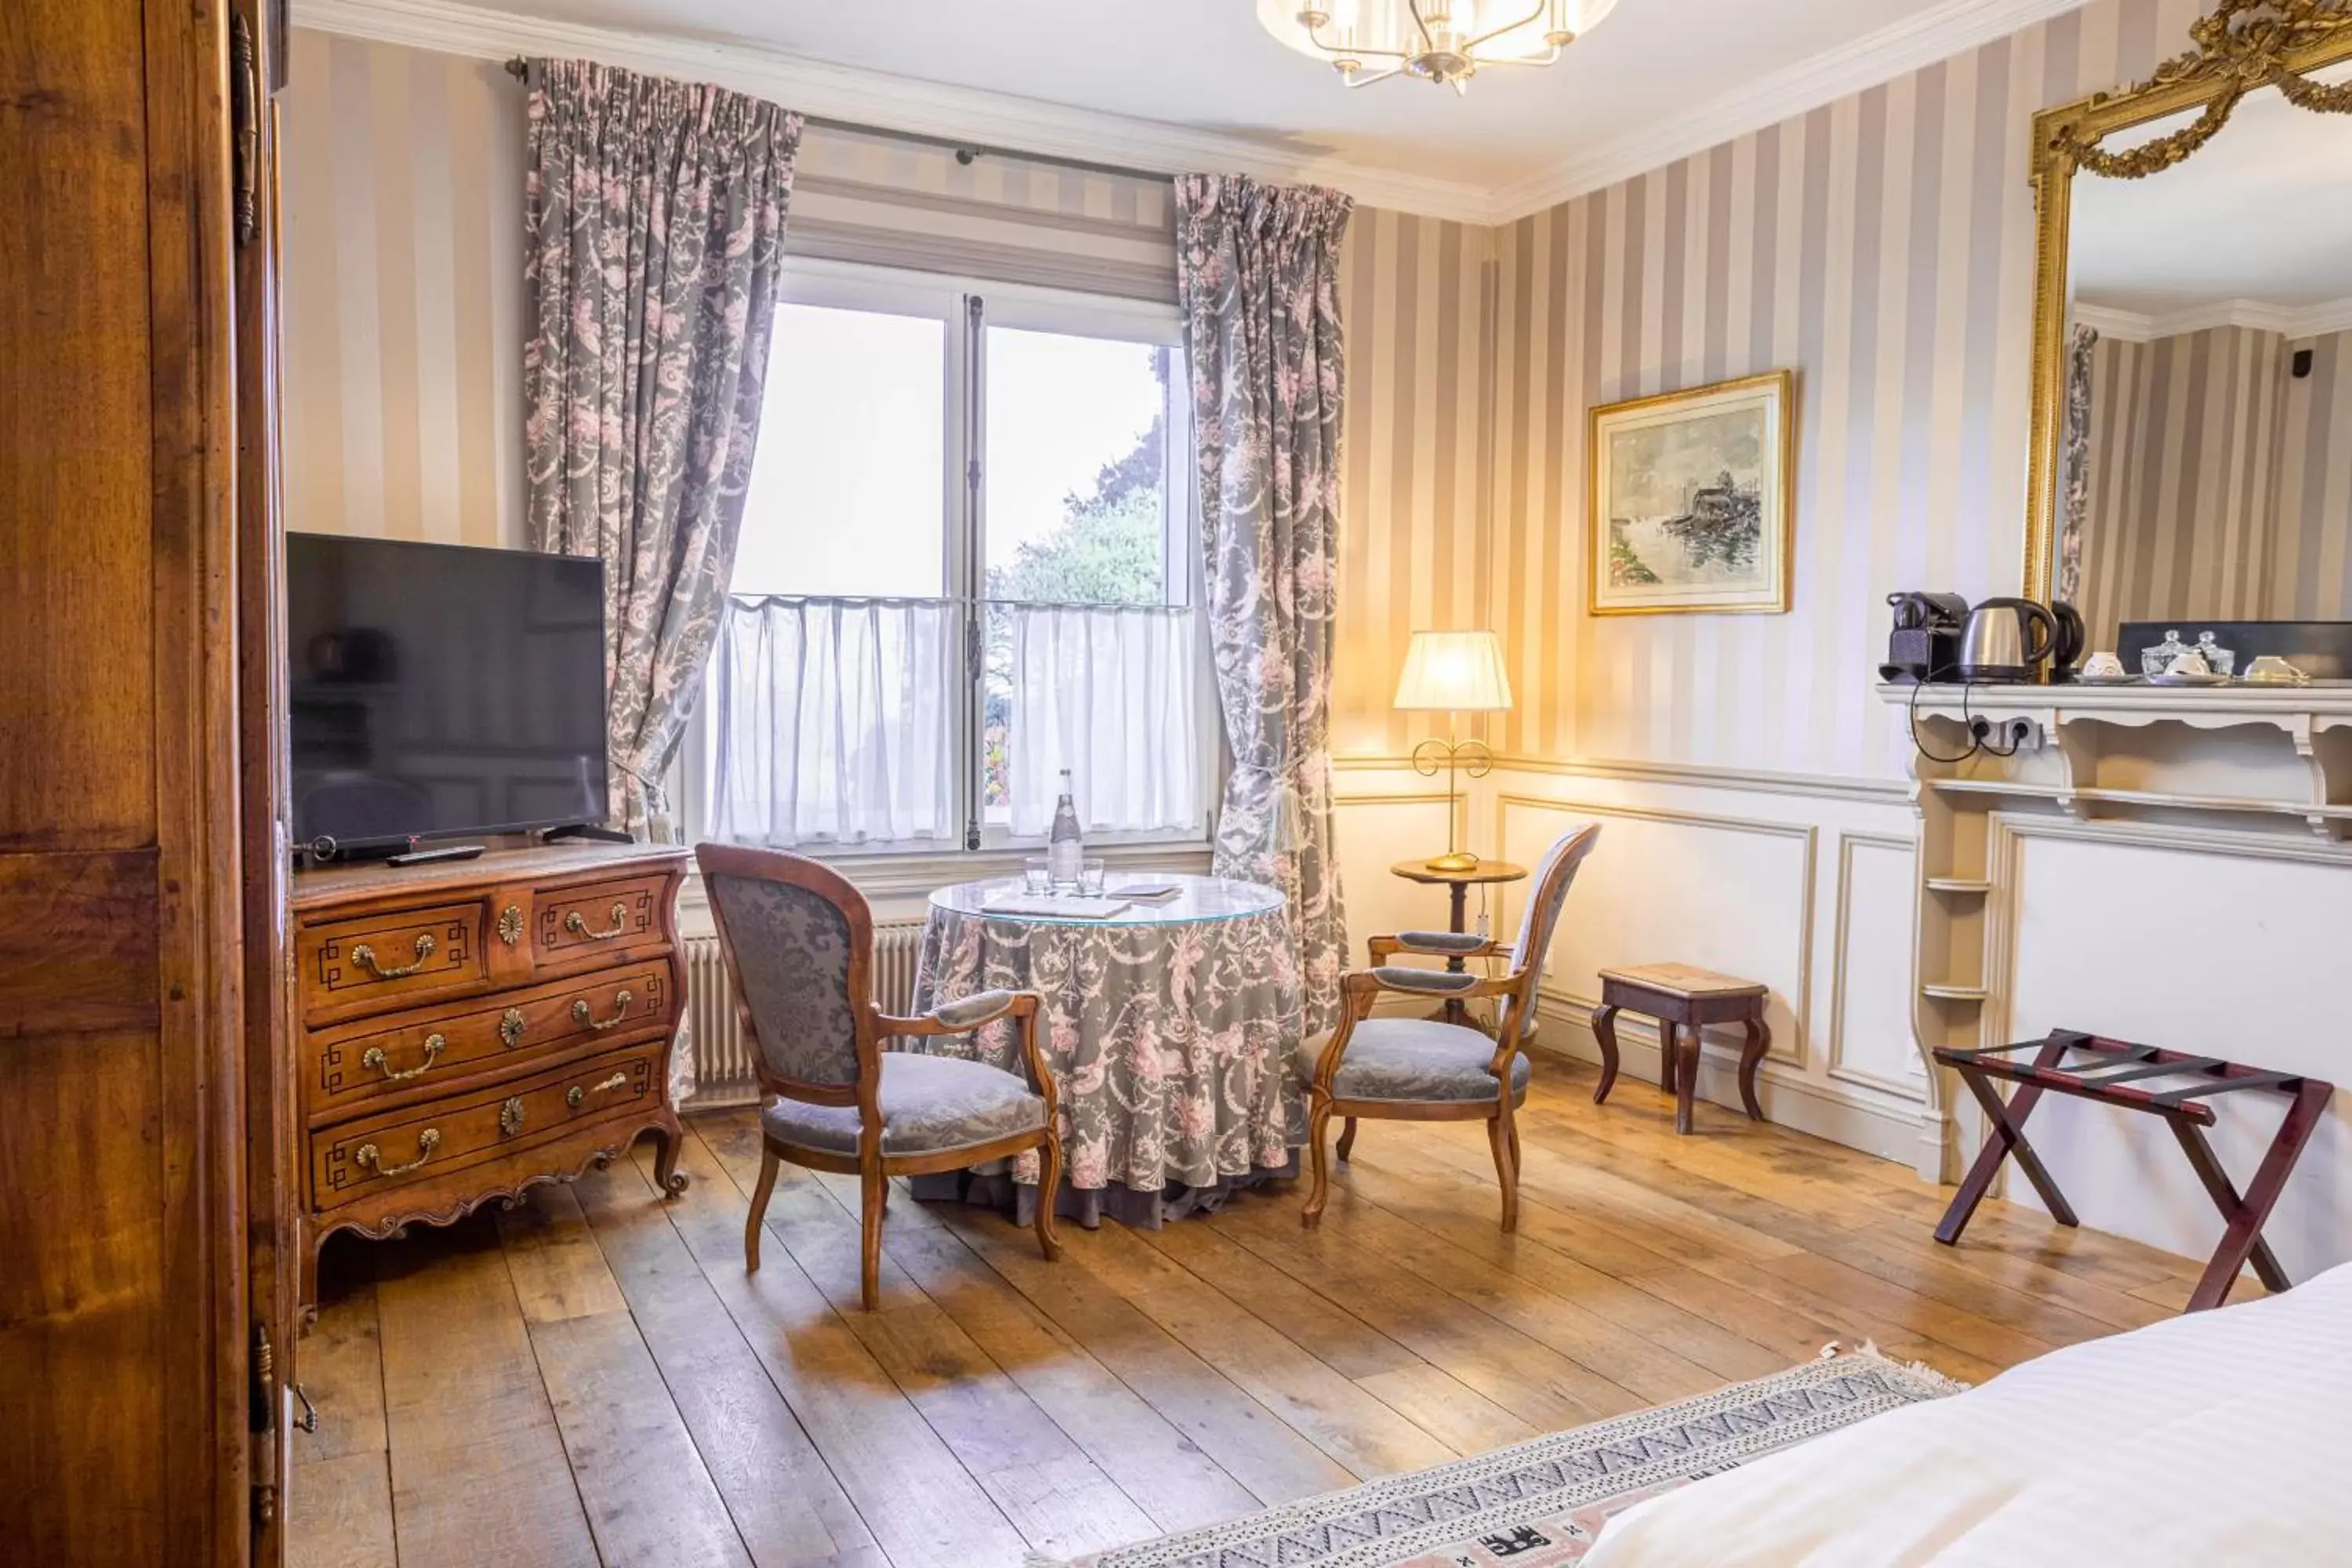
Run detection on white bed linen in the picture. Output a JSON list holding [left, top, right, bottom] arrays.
[[1586, 1260, 2352, 1567]]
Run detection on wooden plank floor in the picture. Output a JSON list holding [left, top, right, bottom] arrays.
[[288, 1062, 2220, 1568]]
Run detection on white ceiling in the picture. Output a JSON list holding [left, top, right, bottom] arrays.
[[302, 0, 2095, 222], [2071, 66, 2352, 326], [494, 0, 1955, 184]]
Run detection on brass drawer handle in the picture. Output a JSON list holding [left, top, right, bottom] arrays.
[[572, 989, 634, 1033], [499, 1008, 527, 1048], [497, 904, 524, 946], [567, 1073, 629, 1110], [499, 1096, 526, 1138], [564, 902, 630, 942], [354, 1128, 441, 1178], [361, 1033, 445, 1082], [349, 932, 437, 980]]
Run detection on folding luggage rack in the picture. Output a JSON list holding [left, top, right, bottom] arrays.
[[1931, 1029, 2333, 1312]]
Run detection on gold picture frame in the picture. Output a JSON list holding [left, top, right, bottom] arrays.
[[1588, 369, 1796, 616], [2019, 1, 2352, 604]]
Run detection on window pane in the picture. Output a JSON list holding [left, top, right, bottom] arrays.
[[984, 328, 1174, 608], [735, 303, 946, 597]]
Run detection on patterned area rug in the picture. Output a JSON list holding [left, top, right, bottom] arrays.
[[1059, 1348, 1965, 1568]]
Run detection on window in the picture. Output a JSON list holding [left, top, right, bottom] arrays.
[[699, 260, 1208, 854]]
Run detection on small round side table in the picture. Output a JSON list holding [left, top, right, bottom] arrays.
[[1388, 858, 1528, 1027]]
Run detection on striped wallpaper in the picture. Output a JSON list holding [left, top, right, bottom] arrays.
[[1332, 210, 1497, 757], [280, 30, 528, 550], [1467, 0, 2219, 779], [2274, 330, 2352, 618], [2078, 325, 2285, 646]]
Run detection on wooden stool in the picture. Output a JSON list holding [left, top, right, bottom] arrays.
[[1591, 964, 1770, 1134]]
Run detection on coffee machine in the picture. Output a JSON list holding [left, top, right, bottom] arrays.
[[1881, 592, 1969, 684]]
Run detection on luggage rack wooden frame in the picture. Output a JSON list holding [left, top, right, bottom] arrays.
[[1931, 1029, 2334, 1313]]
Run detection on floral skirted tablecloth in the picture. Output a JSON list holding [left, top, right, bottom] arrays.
[[909, 877, 1306, 1228]]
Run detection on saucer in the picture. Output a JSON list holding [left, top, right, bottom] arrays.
[[2072, 673, 2140, 686], [2148, 670, 2230, 687]]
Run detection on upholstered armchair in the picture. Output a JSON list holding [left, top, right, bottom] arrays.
[[1298, 824, 1600, 1232], [695, 844, 1062, 1309]]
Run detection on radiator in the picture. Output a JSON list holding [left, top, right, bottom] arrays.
[[683, 920, 928, 1108]]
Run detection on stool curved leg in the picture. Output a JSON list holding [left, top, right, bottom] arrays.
[[1739, 1017, 1771, 1120], [1336, 1116, 1358, 1162], [1590, 1004, 1622, 1104]]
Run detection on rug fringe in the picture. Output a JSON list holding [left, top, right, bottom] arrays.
[[1819, 1338, 1973, 1398]]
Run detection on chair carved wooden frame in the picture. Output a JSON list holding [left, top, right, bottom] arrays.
[[1301, 824, 1601, 1232], [697, 844, 1062, 1309]]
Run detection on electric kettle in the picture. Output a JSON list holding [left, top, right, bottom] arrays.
[[1956, 597, 2057, 683]]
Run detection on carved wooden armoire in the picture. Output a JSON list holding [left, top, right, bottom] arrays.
[[1, 0, 295, 1562]]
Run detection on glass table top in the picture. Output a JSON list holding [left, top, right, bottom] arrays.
[[928, 873, 1283, 927]]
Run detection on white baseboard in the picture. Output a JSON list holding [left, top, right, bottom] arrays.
[[1529, 997, 1933, 1167]]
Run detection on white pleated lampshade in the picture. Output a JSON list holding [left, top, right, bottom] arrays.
[[1392, 630, 1514, 713]]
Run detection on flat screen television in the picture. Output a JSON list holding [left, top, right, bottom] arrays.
[[287, 533, 608, 855]]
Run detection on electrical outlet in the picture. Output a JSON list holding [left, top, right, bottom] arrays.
[[1970, 716, 2043, 752]]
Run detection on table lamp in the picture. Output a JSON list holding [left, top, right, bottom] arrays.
[[1392, 630, 1513, 872]]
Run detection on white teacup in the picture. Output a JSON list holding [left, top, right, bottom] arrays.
[[2244, 654, 2308, 685], [2166, 652, 2212, 677], [2080, 650, 2126, 679]]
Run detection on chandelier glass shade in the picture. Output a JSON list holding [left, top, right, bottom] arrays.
[[1255, 0, 1619, 91]]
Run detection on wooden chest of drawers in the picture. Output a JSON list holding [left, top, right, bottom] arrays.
[[291, 843, 690, 1322]]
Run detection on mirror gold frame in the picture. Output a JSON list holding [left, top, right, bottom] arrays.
[[2022, 0, 2352, 605]]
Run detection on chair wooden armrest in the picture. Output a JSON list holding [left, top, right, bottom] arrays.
[[875, 988, 1034, 1036], [1338, 967, 1521, 1011], [1369, 931, 1507, 963]]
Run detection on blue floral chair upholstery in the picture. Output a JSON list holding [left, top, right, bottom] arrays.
[[697, 844, 1063, 1309], [1296, 823, 1600, 1232]]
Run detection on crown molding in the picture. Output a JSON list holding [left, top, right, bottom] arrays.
[[289, 0, 1502, 224], [296, 0, 2091, 229], [2074, 296, 2352, 343], [1485, 0, 2091, 223]]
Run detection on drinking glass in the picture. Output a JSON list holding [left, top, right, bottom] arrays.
[[1022, 858, 1053, 895], [1079, 859, 1107, 896]]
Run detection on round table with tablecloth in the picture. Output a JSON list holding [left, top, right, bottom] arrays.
[[908, 873, 1305, 1228]]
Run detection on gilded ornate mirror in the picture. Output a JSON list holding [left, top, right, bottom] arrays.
[[2024, 1, 2352, 651]]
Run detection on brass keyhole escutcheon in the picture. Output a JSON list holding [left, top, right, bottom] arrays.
[[499, 1008, 527, 1048]]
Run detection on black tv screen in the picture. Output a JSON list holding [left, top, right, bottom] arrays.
[[287, 534, 608, 852]]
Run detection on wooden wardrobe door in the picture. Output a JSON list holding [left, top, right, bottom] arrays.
[[0, 0, 278, 1563]]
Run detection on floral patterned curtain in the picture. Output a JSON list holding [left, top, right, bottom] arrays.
[[523, 59, 803, 840], [1174, 174, 1353, 1035], [2056, 322, 2098, 605]]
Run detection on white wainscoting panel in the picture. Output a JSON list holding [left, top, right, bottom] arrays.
[[1330, 777, 1461, 971], [2000, 817, 2352, 1283], [1829, 832, 1925, 1096], [1496, 793, 1814, 1070], [1482, 764, 1927, 1163]]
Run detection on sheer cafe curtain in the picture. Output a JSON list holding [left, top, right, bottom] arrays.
[[1006, 603, 1200, 837], [707, 597, 957, 847]]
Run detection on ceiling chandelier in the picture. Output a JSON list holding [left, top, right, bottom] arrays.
[[1255, 0, 1620, 93]]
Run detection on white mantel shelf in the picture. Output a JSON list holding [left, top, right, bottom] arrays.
[[1878, 682, 2352, 841]]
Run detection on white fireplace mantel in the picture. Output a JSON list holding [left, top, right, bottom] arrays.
[[1877, 682, 2352, 1283]]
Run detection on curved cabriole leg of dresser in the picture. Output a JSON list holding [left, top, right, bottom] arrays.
[[649, 1115, 691, 1198]]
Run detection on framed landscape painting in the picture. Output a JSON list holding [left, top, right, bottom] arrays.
[[1588, 370, 1795, 615]]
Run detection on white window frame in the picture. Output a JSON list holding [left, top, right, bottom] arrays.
[[677, 256, 1221, 884]]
